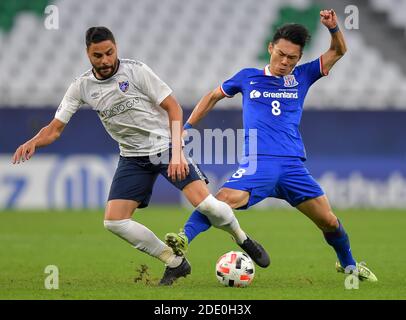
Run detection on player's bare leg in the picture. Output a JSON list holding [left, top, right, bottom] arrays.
[[295, 195, 338, 232], [166, 184, 270, 268], [215, 188, 250, 210], [104, 199, 188, 285], [296, 195, 377, 281], [104, 199, 138, 220], [181, 180, 211, 207]]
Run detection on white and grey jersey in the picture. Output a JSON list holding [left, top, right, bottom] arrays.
[[55, 59, 172, 157]]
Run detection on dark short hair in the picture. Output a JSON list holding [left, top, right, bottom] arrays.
[[85, 26, 115, 48], [272, 23, 310, 50]]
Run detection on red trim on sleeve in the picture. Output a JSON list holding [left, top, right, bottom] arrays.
[[264, 65, 272, 76], [320, 56, 329, 76], [219, 85, 233, 98]]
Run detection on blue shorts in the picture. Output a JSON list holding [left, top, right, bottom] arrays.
[[108, 149, 208, 208], [222, 156, 324, 209]]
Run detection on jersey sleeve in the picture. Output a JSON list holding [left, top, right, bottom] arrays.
[[220, 69, 246, 97], [297, 57, 326, 86], [55, 79, 84, 124], [137, 63, 173, 105]]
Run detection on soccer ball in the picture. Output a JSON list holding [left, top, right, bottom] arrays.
[[215, 251, 255, 287]]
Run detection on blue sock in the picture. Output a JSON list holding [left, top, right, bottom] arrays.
[[184, 210, 212, 243], [323, 219, 356, 268]]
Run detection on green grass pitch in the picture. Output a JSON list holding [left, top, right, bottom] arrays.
[[0, 207, 405, 300]]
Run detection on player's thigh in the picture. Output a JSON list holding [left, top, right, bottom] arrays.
[[182, 182, 250, 209], [277, 159, 325, 207], [105, 199, 140, 220], [160, 154, 210, 207], [221, 160, 276, 209], [182, 180, 211, 207], [107, 156, 158, 214], [216, 188, 250, 209], [296, 195, 338, 232]]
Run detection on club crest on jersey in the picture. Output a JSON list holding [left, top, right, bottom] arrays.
[[91, 92, 100, 99], [283, 75, 298, 87], [119, 80, 129, 93]]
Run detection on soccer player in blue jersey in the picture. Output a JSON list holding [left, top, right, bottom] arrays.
[[166, 10, 377, 281]]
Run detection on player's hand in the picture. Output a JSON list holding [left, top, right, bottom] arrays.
[[12, 140, 36, 164], [320, 9, 338, 29], [168, 150, 190, 182]]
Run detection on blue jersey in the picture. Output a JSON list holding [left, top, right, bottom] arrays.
[[221, 57, 326, 160]]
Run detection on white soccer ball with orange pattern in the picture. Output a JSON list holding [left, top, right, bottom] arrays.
[[215, 251, 255, 287]]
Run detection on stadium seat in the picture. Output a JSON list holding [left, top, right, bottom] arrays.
[[0, 0, 405, 109], [370, 0, 406, 30]]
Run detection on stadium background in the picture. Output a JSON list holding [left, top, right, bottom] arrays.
[[1, 0, 406, 300]]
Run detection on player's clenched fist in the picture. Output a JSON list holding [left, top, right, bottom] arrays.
[[320, 9, 338, 29]]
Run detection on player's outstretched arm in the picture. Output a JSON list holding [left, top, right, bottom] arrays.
[[320, 9, 347, 75], [12, 118, 66, 164], [186, 87, 226, 127]]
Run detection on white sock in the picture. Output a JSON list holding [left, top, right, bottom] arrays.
[[219, 216, 248, 245], [196, 194, 248, 244], [104, 219, 182, 267]]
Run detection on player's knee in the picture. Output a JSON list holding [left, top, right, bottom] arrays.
[[196, 194, 223, 216], [104, 219, 130, 234], [319, 214, 339, 232], [216, 189, 249, 209], [215, 190, 237, 208], [196, 194, 234, 227]]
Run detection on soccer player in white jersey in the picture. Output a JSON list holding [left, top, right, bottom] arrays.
[[12, 27, 269, 285]]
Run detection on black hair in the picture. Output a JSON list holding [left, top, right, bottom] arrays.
[[272, 23, 310, 50], [85, 26, 115, 48]]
